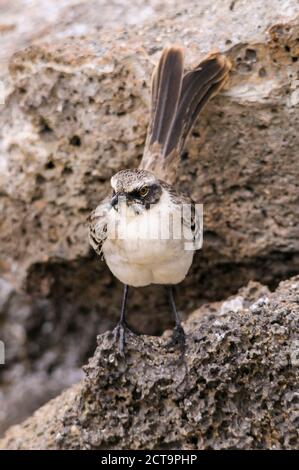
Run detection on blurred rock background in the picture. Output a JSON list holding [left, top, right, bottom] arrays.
[[0, 0, 298, 436]]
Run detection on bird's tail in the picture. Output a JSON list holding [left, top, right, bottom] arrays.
[[139, 46, 231, 183]]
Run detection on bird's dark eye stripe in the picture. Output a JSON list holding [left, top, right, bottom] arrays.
[[129, 190, 140, 198]]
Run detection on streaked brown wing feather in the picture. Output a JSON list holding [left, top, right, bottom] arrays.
[[88, 196, 111, 258], [161, 181, 202, 246]]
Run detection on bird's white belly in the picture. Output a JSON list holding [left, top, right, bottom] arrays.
[[103, 239, 194, 287], [102, 206, 194, 287]]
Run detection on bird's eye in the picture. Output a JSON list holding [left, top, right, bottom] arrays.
[[139, 186, 149, 197]]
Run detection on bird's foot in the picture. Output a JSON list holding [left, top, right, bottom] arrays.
[[112, 321, 127, 357], [166, 324, 186, 354]]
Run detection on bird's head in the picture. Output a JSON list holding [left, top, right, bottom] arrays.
[[110, 169, 163, 215]]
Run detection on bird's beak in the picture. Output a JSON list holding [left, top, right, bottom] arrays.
[[111, 192, 127, 211], [111, 194, 119, 208]]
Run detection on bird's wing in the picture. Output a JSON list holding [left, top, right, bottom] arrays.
[[188, 199, 203, 249], [88, 196, 111, 257], [164, 182, 203, 250], [139, 47, 231, 184]]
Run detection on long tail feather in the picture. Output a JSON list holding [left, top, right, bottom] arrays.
[[148, 46, 184, 149], [140, 48, 231, 183], [163, 54, 230, 158]]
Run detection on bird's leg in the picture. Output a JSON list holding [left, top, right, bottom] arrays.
[[113, 284, 129, 356], [166, 285, 186, 351]]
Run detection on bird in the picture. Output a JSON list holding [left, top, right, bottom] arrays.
[[88, 46, 231, 355]]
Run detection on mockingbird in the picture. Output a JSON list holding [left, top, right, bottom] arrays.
[[89, 46, 231, 354]]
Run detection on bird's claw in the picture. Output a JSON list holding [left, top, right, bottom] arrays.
[[166, 324, 186, 353]]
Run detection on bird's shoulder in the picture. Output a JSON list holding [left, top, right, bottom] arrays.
[[88, 195, 111, 257], [159, 180, 193, 205], [160, 180, 201, 239]]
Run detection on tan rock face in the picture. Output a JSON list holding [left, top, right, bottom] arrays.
[[1, 277, 298, 450], [0, 0, 298, 436]]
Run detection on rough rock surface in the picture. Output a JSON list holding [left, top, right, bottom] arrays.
[[0, 0, 299, 435], [1, 277, 298, 450]]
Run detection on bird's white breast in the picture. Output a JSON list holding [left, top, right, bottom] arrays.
[[102, 192, 194, 287]]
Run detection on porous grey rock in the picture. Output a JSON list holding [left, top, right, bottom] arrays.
[[0, 0, 299, 436], [0, 277, 298, 450]]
